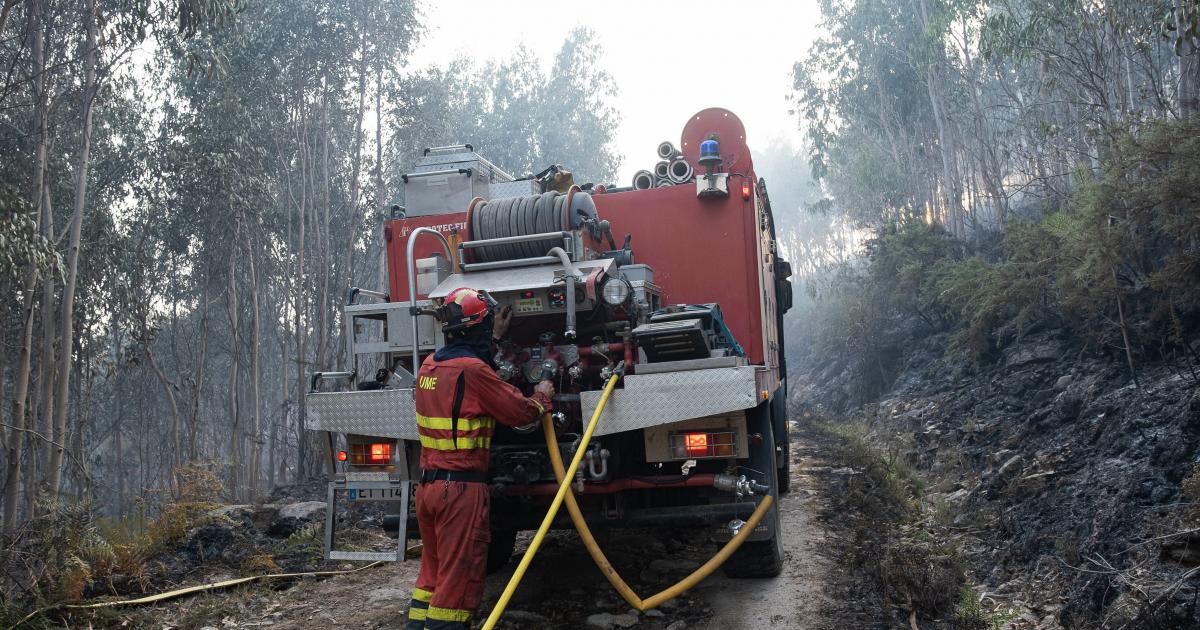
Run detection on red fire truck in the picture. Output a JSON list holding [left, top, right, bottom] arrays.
[[307, 108, 793, 578]]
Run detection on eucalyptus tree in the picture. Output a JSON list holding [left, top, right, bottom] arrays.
[[387, 27, 621, 187], [150, 0, 419, 497]]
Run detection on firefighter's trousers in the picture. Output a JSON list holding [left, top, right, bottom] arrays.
[[406, 480, 490, 630]]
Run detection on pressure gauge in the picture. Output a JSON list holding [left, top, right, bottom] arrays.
[[602, 277, 632, 306]]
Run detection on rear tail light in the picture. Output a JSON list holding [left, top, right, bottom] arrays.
[[670, 431, 736, 459], [336, 450, 348, 462], [350, 442, 393, 466]]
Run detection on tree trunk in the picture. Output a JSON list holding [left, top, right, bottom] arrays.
[[318, 83, 332, 373], [48, 0, 99, 496], [248, 228, 262, 501], [294, 110, 310, 482], [338, 23, 370, 371], [3, 279, 38, 531], [190, 284, 210, 462], [36, 190, 56, 505], [1179, 2, 1200, 119], [373, 60, 388, 293], [146, 349, 181, 473], [914, 0, 965, 235], [226, 226, 242, 502], [112, 320, 124, 517]]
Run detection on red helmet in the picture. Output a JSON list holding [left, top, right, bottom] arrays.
[[439, 287, 497, 333]]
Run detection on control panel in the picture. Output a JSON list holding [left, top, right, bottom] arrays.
[[501, 287, 588, 318]]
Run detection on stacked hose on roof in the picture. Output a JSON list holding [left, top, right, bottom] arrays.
[[467, 190, 599, 263], [629, 141, 694, 188]]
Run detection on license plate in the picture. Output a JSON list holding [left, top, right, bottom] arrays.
[[348, 488, 405, 501]]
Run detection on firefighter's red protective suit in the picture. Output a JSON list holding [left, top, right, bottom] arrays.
[[405, 354, 552, 630]]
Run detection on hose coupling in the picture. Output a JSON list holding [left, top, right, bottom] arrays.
[[727, 518, 746, 536], [713, 473, 769, 499]]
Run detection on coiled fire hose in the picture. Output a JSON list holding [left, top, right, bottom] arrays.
[[481, 371, 776, 629]]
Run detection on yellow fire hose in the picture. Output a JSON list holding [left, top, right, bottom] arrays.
[[481, 372, 776, 628], [481, 373, 622, 630], [542, 414, 775, 612]]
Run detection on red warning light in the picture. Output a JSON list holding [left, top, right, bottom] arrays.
[[741, 182, 752, 200], [336, 450, 348, 462], [366, 443, 391, 465], [684, 432, 709, 456]]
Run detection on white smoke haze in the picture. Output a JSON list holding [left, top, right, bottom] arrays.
[[409, 0, 821, 184]]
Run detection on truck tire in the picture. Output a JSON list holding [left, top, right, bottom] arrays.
[[487, 528, 518, 574], [724, 410, 784, 578]]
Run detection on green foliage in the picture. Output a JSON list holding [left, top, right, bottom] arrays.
[[954, 587, 1018, 630], [829, 421, 922, 521], [925, 219, 1057, 359], [0, 187, 61, 282], [799, 118, 1200, 379]]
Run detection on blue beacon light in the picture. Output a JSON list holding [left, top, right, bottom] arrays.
[[698, 139, 721, 169]]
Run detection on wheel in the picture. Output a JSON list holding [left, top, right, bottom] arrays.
[[724, 408, 784, 578], [487, 528, 518, 574]]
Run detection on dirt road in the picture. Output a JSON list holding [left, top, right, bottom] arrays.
[[124, 433, 843, 629]]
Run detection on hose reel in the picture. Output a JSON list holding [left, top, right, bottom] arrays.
[[466, 190, 600, 263]]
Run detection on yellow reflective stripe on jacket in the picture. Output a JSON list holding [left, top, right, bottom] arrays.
[[411, 587, 433, 603], [415, 413, 495, 432], [419, 435, 492, 451], [407, 607, 428, 621], [427, 606, 472, 622]]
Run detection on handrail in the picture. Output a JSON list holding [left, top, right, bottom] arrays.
[[405, 228, 454, 388], [401, 168, 472, 183], [346, 287, 389, 306]]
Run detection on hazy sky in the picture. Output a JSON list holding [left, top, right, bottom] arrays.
[[407, 1, 824, 184]]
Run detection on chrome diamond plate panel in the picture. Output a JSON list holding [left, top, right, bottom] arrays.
[[307, 389, 419, 439], [582, 366, 760, 436]]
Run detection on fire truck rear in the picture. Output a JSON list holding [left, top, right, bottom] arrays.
[[307, 108, 794, 578]]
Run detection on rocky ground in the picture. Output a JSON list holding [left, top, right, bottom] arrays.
[[19, 430, 886, 630], [794, 330, 1200, 629], [14, 330, 1194, 629]]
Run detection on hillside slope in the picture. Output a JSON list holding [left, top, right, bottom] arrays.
[[793, 330, 1200, 628]]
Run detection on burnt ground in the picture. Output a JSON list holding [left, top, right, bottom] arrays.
[[794, 330, 1200, 629], [61, 429, 882, 630]]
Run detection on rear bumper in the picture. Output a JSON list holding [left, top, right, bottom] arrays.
[[384, 494, 775, 541]]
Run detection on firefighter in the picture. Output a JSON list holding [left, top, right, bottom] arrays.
[[406, 287, 554, 630]]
